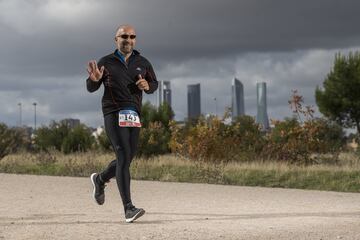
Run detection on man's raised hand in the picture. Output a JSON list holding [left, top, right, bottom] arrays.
[[87, 60, 104, 82], [136, 74, 150, 91]]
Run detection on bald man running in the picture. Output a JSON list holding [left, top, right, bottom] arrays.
[[86, 24, 158, 223]]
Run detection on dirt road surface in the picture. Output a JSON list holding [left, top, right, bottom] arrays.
[[1, 173, 360, 240]]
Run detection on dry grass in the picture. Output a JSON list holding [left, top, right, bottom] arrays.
[[224, 152, 360, 172], [1, 151, 113, 165], [1, 151, 359, 172], [1, 151, 360, 192]]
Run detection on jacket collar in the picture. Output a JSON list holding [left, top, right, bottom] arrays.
[[113, 49, 140, 65]]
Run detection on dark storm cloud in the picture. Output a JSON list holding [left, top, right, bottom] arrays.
[[1, 0, 360, 74]]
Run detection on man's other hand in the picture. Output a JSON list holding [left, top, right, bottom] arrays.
[[87, 60, 104, 82]]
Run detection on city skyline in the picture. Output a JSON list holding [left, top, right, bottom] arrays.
[[12, 78, 268, 127]]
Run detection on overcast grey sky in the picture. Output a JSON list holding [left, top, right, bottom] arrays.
[[1, 0, 360, 128]]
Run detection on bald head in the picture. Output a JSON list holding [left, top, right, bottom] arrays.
[[115, 24, 136, 37], [114, 24, 137, 56]]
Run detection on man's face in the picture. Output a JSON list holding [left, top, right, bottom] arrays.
[[115, 26, 136, 55]]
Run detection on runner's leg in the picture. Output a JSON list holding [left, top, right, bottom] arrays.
[[99, 118, 140, 183], [103, 112, 133, 208]]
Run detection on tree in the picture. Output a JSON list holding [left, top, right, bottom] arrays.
[[35, 121, 70, 151], [140, 101, 174, 129], [315, 51, 360, 136], [96, 130, 112, 152], [0, 123, 17, 159], [61, 124, 94, 154], [35, 121, 95, 154], [140, 101, 157, 128], [137, 101, 175, 157], [0, 123, 30, 159], [153, 102, 175, 129]]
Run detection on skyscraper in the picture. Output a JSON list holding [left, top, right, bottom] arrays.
[[231, 78, 245, 120], [158, 81, 163, 107], [158, 81, 172, 108], [187, 83, 201, 119], [163, 81, 171, 107], [256, 82, 270, 130]]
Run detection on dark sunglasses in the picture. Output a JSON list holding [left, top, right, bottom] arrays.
[[117, 34, 136, 40]]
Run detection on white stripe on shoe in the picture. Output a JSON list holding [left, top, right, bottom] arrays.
[[90, 173, 97, 204], [125, 209, 145, 223]]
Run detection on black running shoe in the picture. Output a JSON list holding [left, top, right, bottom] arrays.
[[90, 173, 105, 205], [125, 205, 145, 223]]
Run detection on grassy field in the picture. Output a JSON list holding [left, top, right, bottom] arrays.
[[1, 151, 360, 192]]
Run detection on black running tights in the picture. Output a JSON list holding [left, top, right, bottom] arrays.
[[99, 112, 140, 209]]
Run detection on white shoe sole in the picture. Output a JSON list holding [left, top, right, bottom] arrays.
[[90, 173, 98, 204], [125, 209, 145, 223]]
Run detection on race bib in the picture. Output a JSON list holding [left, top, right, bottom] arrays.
[[118, 110, 141, 127]]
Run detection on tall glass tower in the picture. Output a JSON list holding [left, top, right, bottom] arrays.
[[163, 81, 171, 107], [187, 83, 201, 119], [158, 81, 172, 108], [256, 82, 269, 130], [232, 78, 245, 120]]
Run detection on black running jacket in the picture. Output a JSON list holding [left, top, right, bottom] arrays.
[[86, 50, 158, 116]]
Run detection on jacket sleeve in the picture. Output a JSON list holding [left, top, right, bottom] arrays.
[[86, 59, 105, 93], [144, 62, 158, 94]]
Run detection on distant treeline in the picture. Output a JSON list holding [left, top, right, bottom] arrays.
[[0, 97, 356, 165]]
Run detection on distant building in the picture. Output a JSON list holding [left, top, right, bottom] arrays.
[[256, 82, 269, 130], [158, 81, 172, 108], [163, 81, 172, 107], [61, 118, 80, 129], [231, 78, 245, 120], [92, 126, 104, 139], [187, 83, 201, 119]]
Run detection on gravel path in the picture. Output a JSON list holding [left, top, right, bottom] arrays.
[[1, 173, 360, 240]]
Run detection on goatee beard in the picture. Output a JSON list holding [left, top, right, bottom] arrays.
[[121, 45, 132, 54]]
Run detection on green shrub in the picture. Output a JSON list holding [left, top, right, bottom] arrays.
[[0, 123, 30, 160], [34, 122, 94, 154], [141, 101, 174, 129], [96, 130, 112, 152], [138, 121, 171, 158], [169, 115, 264, 163], [261, 118, 316, 164], [262, 91, 345, 164], [35, 121, 70, 151], [61, 124, 94, 154], [137, 101, 174, 158]]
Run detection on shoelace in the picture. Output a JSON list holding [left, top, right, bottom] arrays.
[[126, 204, 136, 211]]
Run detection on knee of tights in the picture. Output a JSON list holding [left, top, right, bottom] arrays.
[[116, 159, 130, 167], [114, 147, 128, 158]]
